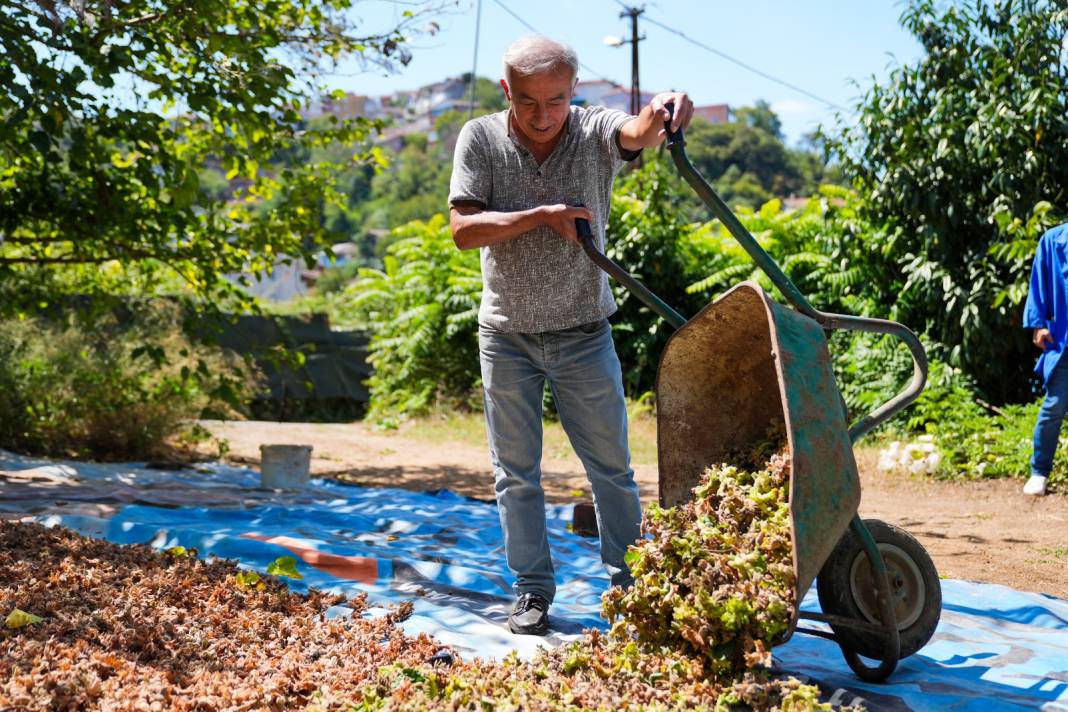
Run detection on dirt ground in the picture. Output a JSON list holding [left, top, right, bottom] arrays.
[[203, 419, 1068, 600]]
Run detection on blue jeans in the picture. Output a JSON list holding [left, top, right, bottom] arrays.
[[478, 319, 642, 602], [1031, 354, 1068, 477]]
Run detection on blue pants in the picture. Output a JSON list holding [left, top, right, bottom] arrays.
[[478, 319, 642, 602], [1031, 355, 1068, 478]]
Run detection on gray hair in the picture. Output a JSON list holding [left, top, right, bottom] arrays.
[[501, 35, 578, 85]]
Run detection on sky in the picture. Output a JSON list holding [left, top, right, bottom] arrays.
[[325, 0, 926, 146]]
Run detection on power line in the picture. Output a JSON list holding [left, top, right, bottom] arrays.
[[490, 0, 627, 90], [639, 12, 846, 112]]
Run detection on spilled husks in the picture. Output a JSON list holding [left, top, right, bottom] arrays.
[[360, 448, 853, 711]]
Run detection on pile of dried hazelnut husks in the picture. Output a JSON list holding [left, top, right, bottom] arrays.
[[0, 521, 436, 711], [1, 450, 853, 711]]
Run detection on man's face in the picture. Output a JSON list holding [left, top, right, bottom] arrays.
[[501, 69, 575, 146]]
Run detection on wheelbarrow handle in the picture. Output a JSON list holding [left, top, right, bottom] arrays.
[[821, 313, 929, 443], [576, 217, 687, 330], [661, 102, 928, 442]]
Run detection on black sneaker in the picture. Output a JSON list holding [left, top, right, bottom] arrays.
[[508, 592, 550, 635]]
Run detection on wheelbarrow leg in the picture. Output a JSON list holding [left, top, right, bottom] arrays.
[[839, 515, 901, 682]]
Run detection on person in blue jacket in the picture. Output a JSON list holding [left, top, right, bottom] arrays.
[[1022, 222, 1068, 496]]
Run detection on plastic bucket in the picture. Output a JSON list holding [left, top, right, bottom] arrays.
[[259, 444, 313, 489]]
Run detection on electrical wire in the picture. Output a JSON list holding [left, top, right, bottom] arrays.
[[490, 0, 627, 90], [632, 9, 846, 111]]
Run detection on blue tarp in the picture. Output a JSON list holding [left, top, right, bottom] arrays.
[[2, 450, 1066, 710]]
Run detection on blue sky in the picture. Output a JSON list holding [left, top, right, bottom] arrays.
[[326, 0, 926, 145]]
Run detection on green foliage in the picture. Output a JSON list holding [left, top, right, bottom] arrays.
[[463, 73, 509, 114], [682, 183, 920, 421], [340, 216, 481, 421], [686, 186, 868, 309], [234, 570, 264, 590], [0, 302, 251, 460], [266, 556, 303, 580], [0, 0, 430, 325], [925, 398, 1066, 485], [606, 157, 713, 395], [5, 609, 44, 630], [357, 448, 827, 711], [603, 451, 795, 677], [306, 75, 504, 262], [874, 359, 1062, 485], [683, 105, 807, 211], [360, 134, 453, 234], [827, 0, 1068, 403]]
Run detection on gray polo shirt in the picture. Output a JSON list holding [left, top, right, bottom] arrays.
[[448, 105, 639, 333]]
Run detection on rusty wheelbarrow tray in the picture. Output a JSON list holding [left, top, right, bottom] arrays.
[[577, 115, 941, 683]]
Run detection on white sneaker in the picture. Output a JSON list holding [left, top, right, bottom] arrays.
[[1023, 475, 1048, 496]]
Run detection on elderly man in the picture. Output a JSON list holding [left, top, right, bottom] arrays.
[[448, 34, 693, 635]]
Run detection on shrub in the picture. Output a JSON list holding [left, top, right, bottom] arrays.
[[606, 157, 713, 395], [340, 216, 482, 422], [916, 396, 1066, 485], [0, 302, 251, 460]]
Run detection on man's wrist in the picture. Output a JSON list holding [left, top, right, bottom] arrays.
[[528, 204, 551, 227]]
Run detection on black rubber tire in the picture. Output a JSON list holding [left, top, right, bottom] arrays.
[[817, 519, 941, 660]]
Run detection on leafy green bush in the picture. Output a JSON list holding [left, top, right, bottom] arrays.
[[0, 303, 251, 460], [606, 157, 712, 395], [826, 0, 1068, 403], [340, 216, 482, 422], [920, 399, 1065, 485]]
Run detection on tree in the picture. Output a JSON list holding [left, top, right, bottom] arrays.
[[606, 157, 714, 395], [361, 132, 453, 234], [683, 109, 803, 208], [735, 100, 783, 140], [0, 1, 437, 322], [827, 0, 1068, 403], [461, 74, 509, 114], [789, 131, 844, 196]]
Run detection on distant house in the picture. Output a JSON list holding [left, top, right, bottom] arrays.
[[574, 81, 730, 123], [430, 98, 471, 119], [572, 80, 625, 107], [305, 93, 383, 121], [600, 89, 656, 115], [414, 76, 468, 117], [694, 104, 730, 124]]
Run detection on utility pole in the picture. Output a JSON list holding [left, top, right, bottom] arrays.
[[468, 0, 483, 120], [605, 5, 645, 165], [619, 5, 645, 116]]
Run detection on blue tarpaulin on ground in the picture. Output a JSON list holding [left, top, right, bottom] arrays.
[[1, 450, 1066, 710]]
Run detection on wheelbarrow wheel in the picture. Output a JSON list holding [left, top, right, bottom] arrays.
[[817, 519, 941, 660]]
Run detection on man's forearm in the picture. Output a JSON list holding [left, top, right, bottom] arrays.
[[619, 91, 694, 151], [450, 203, 592, 250], [620, 105, 667, 150], [450, 206, 548, 250]]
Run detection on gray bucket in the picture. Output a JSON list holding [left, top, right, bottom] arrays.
[[259, 444, 313, 490]]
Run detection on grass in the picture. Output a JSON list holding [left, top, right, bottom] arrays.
[[397, 401, 660, 466]]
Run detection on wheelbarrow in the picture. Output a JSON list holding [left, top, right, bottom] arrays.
[[575, 110, 941, 682]]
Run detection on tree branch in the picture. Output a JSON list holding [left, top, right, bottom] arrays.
[[123, 11, 168, 28], [0, 249, 199, 264], [0, 255, 126, 264]]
